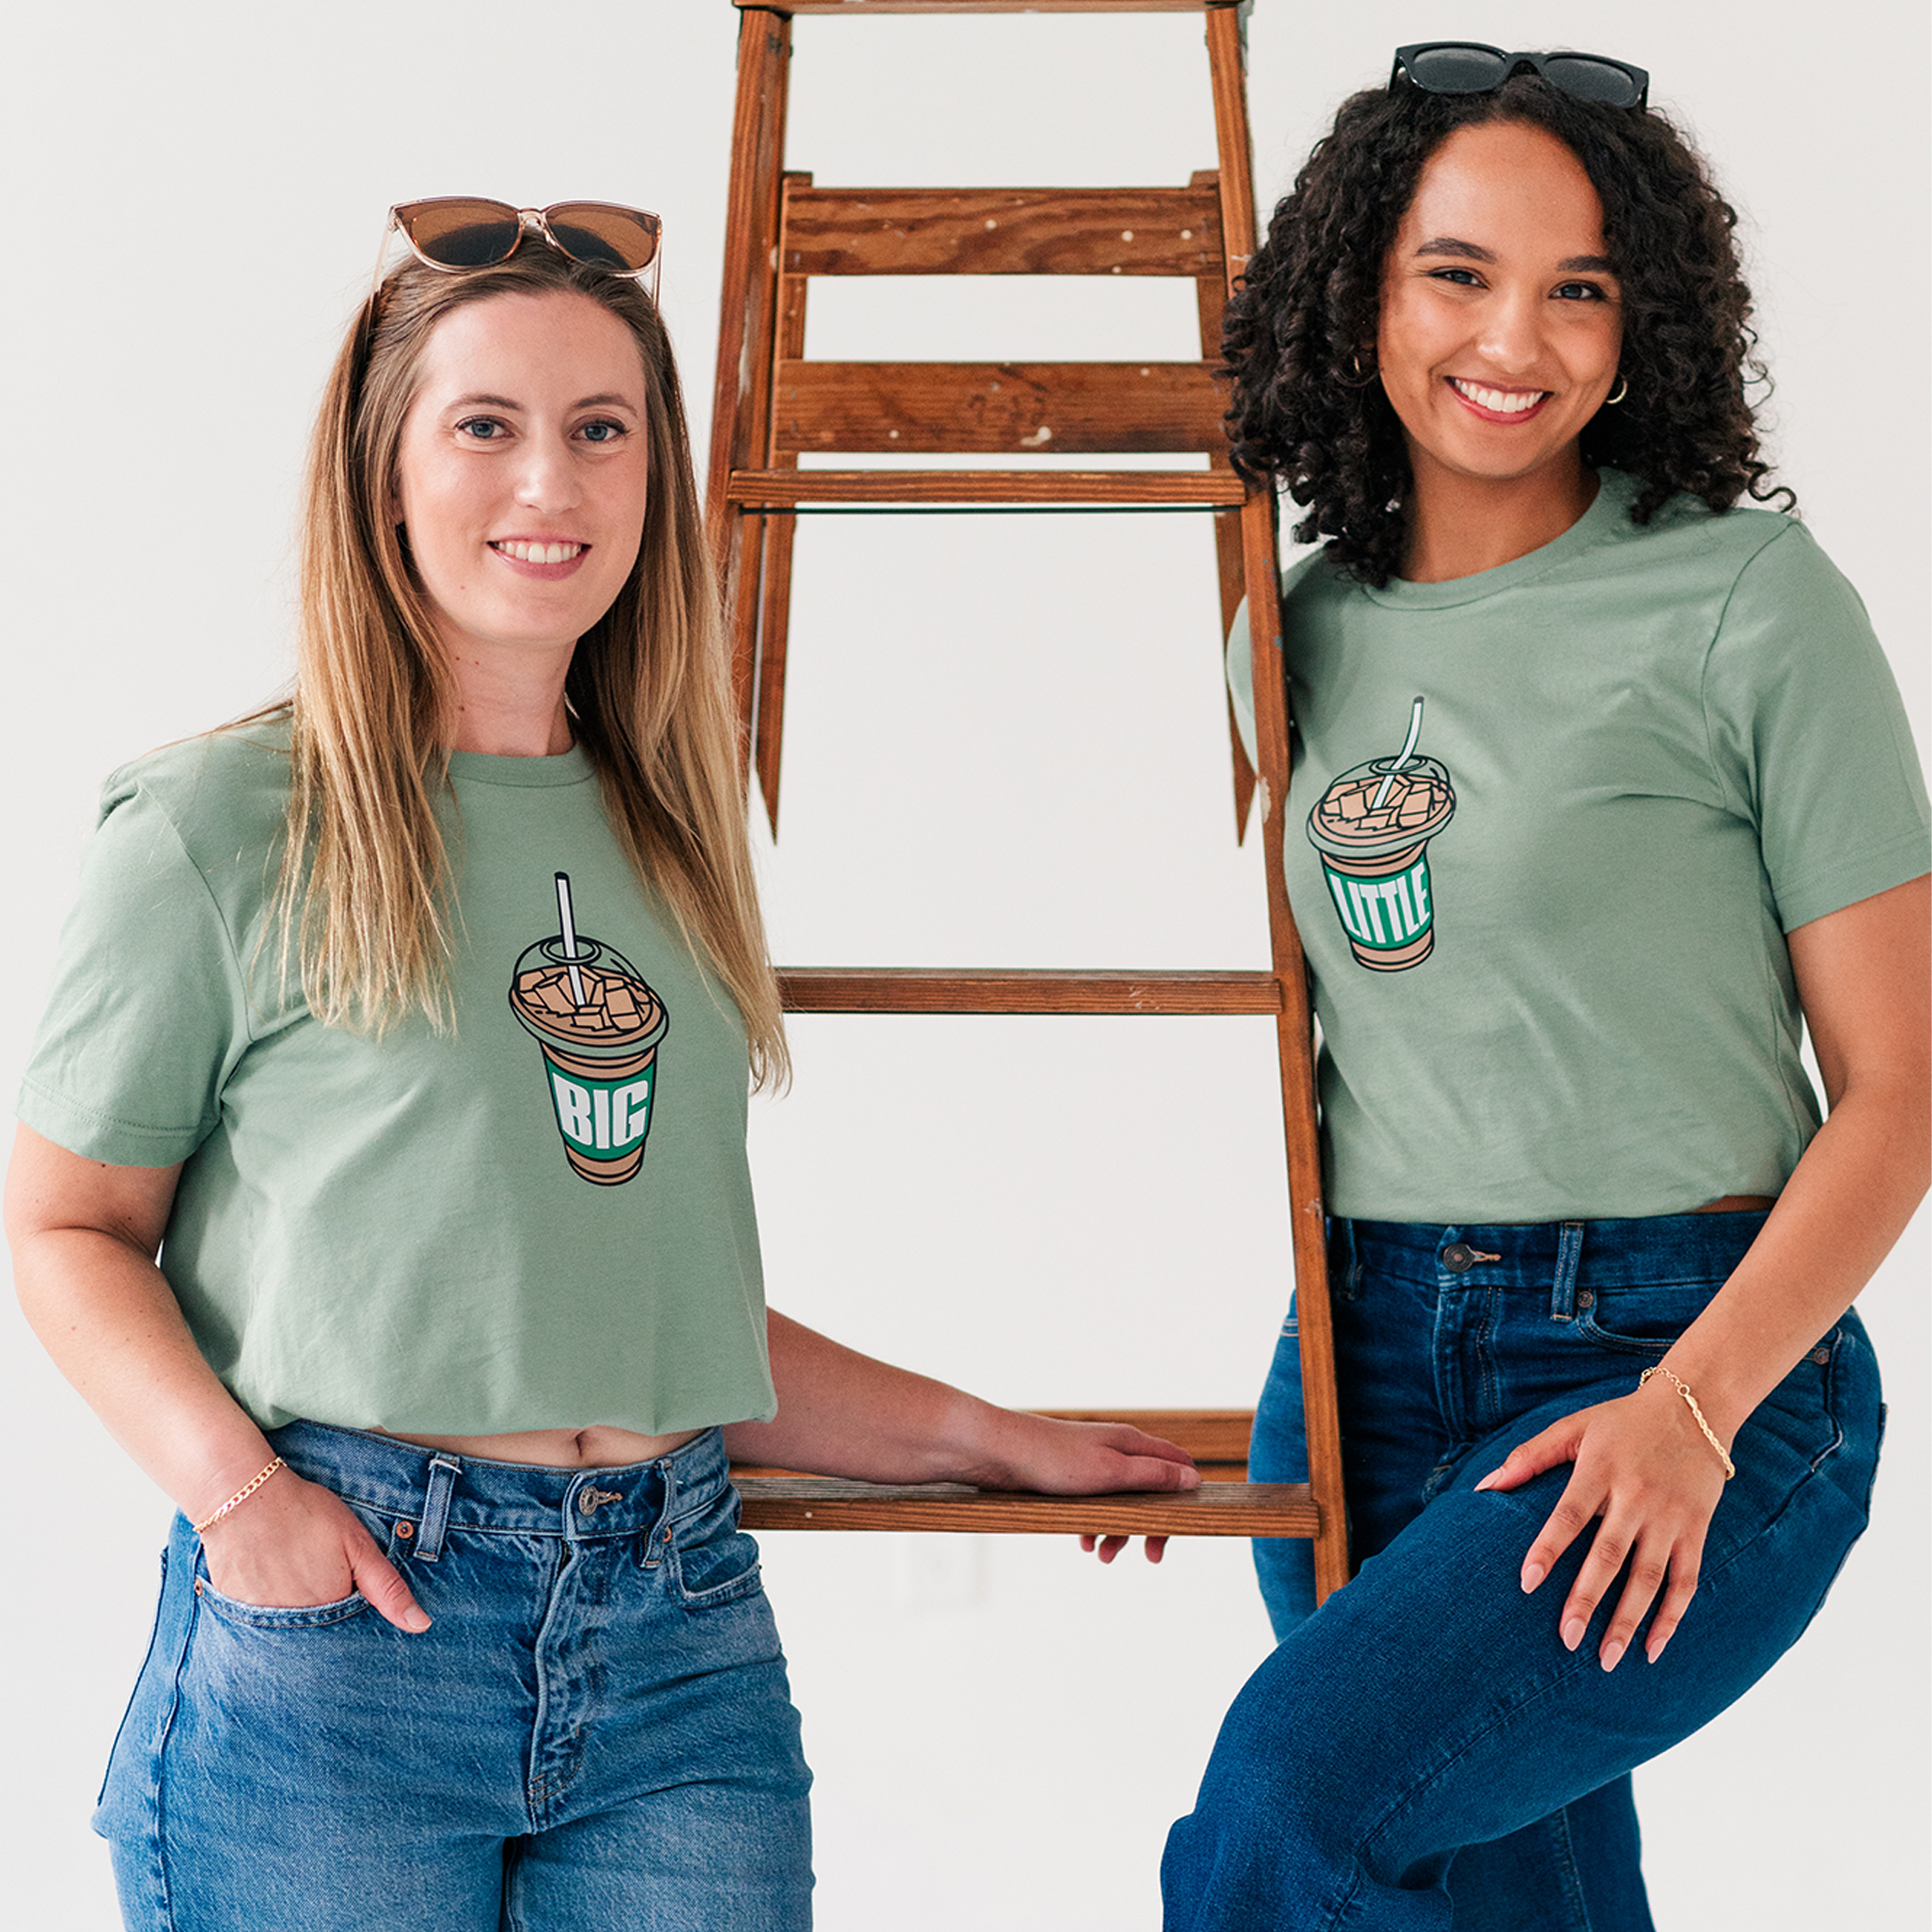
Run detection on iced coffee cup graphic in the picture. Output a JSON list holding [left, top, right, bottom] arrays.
[[509, 873, 669, 1185], [1306, 698, 1456, 973]]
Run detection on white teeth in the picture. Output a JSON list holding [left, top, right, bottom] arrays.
[[494, 540, 583, 563], [1452, 379, 1544, 414]]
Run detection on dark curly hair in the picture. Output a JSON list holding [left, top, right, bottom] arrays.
[[1225, 73, 1793, 585]]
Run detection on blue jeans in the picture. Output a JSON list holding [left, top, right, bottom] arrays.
[[1162, 1213, 1884, 1930], [97, 1423, 812, 1931]]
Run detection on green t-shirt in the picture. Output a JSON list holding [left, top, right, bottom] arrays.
[[16, 725, 777, 1435], [1228, 471, 1931, 1222]]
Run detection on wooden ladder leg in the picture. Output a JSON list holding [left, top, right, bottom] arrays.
[[705, 6, 793, 772], [1208, 0, 1350, 1606], [752, 185, 813, 837], [1191, 168, 1257, 844]]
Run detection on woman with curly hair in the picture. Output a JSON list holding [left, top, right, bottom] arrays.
[[1161, 46, 1929, 1930]]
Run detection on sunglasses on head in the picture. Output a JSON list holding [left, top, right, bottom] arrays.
[[387, 198, 664, 287], [1391, 43, 1649, 111]]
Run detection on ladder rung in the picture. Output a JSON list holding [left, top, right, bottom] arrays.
[[1039, 1408, 1254, 1469], [728, 469, 1244, 508], [736, 1410, 1258, 1483], [742, 3, 1231, 14], [773, 360, 1225, 456], [782, 185, 1223, 278], [734, 1479, 1318, 1537], [779, 969, 1284, 1015]]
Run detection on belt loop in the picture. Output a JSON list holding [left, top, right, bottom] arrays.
[[416, 1454, 461, 1562], [1551, 1222, 1585, 1320]]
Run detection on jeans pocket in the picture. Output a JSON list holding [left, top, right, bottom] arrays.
[[192, 1576, 372, 1630], [1573, 1276, 1722, 1355], [669, 1482, 764, 1610]]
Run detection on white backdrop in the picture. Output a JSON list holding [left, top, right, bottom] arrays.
[[2, 4, 1924, 1927]]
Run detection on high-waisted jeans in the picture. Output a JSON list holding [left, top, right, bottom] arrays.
[[96, 1422, 813, 1931], [1162, 1212, 1884, 1931]]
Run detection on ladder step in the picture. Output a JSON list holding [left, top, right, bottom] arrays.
[[736, 1410, 1258, 1484], [778, 969, 1284, 1014], [782, 185, 1223, 278], [1039, 1408, 1255, 1471], [734, 1479, 1318, 1537], [728, 469, 1244, 507], [774, 360, 1225, 455], [746, 3, 1228, 14]]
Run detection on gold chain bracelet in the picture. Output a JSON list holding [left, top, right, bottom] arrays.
[[191, 1457, 286, 1536], [1637, 1368, 1735, 1480]]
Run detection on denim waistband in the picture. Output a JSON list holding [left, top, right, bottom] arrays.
[[265, 1418, 728, 1547], [1336, 1210, 1772, 1294]]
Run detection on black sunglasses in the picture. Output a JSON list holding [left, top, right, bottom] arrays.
[[1391, 43, 1649, 112]]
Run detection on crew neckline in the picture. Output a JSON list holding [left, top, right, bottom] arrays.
[[1362, 469, 1634, 611], [445, 744, 597, 788]]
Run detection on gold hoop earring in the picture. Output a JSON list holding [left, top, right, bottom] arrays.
[[1605, 374, 1629, 407]]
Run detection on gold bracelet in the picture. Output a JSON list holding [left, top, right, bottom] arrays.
[[191, 1457, 286, 1536], [1637, 1368, 1736, 1480]]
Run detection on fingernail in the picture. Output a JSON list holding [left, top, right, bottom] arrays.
[[1473, 1468, 1502, 1492], [1520, 1562, 1546, 1593], [1561, 1616, 1587, 1651], [406, 1608, 432, 1634], [1601, 1640, 1625, 1672], [1645, 1637, 1666, 1664]]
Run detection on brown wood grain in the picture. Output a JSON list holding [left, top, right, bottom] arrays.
[[1039, 1408, 1253, 1464], [738, 2, 1232, 13], [777, 968, 1285, 1014], [707, 12, 792, 759], [781, 186, 1222, 277], [752, 187, 814, 839], [1201, 4, 1349, 1603], [735, 1480, 1316, 1537], [772, 361, 1226, 455], [734, 1412, 1254, 1485], [1191, 166, 1255, 842], [1206, 2, 1258, 291], [728, 469, 1244, 506]]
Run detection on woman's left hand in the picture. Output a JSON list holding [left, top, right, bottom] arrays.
[[969, 1413, 1199, 1566], [1474, 1379, 1731, 1669]]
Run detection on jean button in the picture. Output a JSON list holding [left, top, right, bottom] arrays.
[[1441, 1242, 1475, 1272]]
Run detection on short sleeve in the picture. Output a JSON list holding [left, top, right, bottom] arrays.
[[15, 778, 255, 1166], [1225, 595, 1259, 770], [1702, 525, 1931, 932]]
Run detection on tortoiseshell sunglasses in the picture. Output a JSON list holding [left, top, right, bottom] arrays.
[[387, 198, 663, 296]]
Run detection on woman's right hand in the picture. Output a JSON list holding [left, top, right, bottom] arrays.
[[199, 1468, 431, 1633]]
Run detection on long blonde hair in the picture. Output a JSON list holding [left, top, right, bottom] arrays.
[[275, 243, 786, 1085]]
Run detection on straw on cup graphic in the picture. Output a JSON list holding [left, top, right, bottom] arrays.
[[1305, 696, 1457, 973], [508, 873, 670, 1184], [554, 871, 588, 1008]]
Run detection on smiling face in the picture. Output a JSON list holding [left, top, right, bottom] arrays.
[[1377, 120, 1623, 506], [392, 290, 650, 670]]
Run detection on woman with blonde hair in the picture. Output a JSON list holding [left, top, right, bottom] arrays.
[[6, 200, 1192, 1932]]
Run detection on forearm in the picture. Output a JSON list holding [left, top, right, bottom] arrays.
[[1663, 1070, 1928, 1443], [723, 1309, 1002, 1484], [724, 1310, 1200, 1498], [14, 1226, 276, 1521]]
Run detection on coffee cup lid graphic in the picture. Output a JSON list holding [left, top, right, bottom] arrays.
[[509, 874, 668, 1063], [1306, 696, 1456, 863]]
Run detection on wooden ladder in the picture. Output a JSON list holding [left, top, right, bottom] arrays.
[[706, 0, 1347, 1605]]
